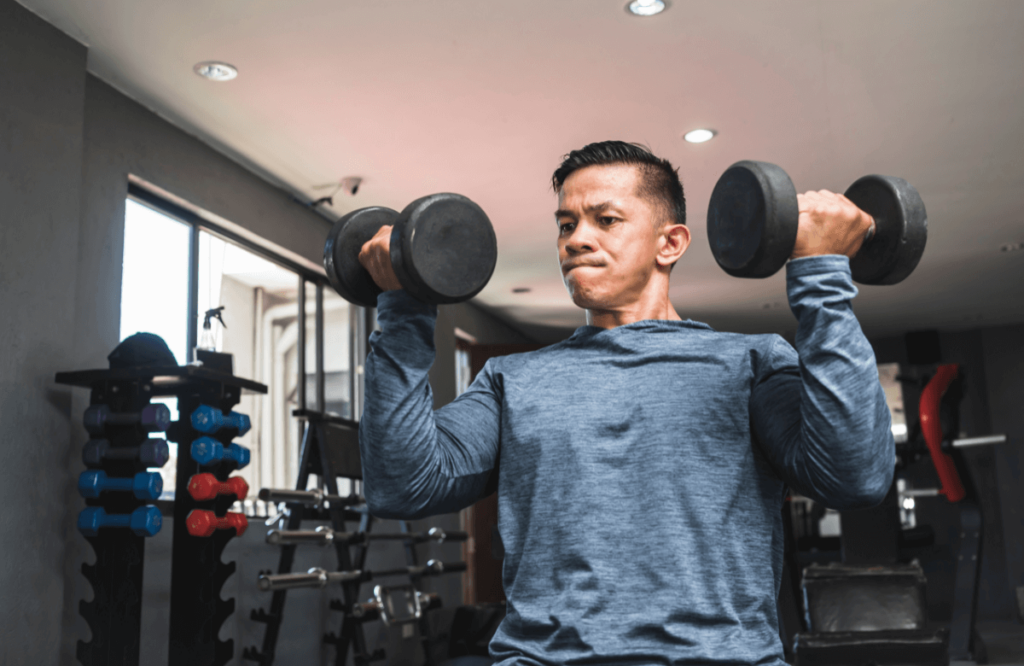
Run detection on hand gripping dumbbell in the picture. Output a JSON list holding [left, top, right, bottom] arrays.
[[187, 473, 249, 502], [78, 505, 162, 537], [78, 470, 163, 500], [191, 404, 251, 436], [707, 161, 928, 285], [323, 193, 498, 307], [190, 436, 251, 469], [186, 509, 248, 537], [82, 438, 170, 468], [83, 403, 171, 435]]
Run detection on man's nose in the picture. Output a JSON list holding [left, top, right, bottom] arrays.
[[564, 223, 596, 254]]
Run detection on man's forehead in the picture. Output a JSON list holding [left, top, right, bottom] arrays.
[[558, 164, 642, 206]]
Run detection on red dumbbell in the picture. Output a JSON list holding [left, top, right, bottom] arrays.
[[186, 509, 248, 537], [187, 473, 249, 502]]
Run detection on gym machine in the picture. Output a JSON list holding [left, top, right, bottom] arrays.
[[57, 343, 265, 666], [784, 362, 1009, 665]]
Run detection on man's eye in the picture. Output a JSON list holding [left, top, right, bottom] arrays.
[[599, 216, 617, 225], [559, 222, 575, 233]]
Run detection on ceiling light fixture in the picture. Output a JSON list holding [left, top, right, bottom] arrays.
[[193, 61, 238, 82], [683, 128, 716, 143], [626, 0, 667, 17], [1001, 241, 1023, 252]]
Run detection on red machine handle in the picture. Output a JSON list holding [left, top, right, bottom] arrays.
[[919, 364, 966, 502]]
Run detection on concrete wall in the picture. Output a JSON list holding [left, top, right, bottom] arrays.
[[0, 2, 86, 663]]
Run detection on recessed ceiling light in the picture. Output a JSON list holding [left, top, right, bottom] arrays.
[[194, 62, 238, 82], [683, 128, 716, 143], [626, 0, 667, 17]]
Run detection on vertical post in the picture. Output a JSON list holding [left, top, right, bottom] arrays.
[[298, 279, 307, 482], [316, 283, 325, 413], [186, 225, 200, 363]]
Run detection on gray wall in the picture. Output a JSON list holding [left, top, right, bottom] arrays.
[[0, 2, 86, 664]]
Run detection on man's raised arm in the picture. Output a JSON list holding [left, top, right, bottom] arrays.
[[359, 290, 502, 520], [750, 256, 895, 510]]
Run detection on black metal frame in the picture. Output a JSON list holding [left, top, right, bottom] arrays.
[[126, 182, 364, 454], [58, 365, 268, 666], [243, 410, 377, 665]]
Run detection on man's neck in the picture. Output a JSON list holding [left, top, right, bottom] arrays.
[[585, 295, 682, 329]]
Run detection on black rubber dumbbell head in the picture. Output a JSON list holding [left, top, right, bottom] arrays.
[[844, 175, 928, 285], [707, 161, 799, 279], [324, 206, 400, 308], [389, 193, 498, 304]]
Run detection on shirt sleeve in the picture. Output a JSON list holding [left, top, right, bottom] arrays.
[[358, 290, 502, 520], [749, 255, 895, 510]]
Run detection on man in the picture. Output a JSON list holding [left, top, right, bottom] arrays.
[[357, 141, 894, 665]]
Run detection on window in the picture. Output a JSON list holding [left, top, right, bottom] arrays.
[[118, 187, 359, 512]]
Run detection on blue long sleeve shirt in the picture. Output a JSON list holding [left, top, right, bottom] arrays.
[[359, 255, 895, 666]]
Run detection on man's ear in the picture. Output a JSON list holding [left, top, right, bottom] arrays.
[[657, 224, 691, 267]]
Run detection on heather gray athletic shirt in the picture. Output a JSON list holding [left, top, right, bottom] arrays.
[[360, 255, 895, 666]]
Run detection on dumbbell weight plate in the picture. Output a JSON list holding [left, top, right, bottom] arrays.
[[389, 193, 498, 304], [707, 161, 799, 278], [324, 206, 401, 308], [845, 175, 928, 285]]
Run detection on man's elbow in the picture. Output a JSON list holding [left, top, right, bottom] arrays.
[[364, 486, 431, 521], [832, 464, 894, 511]]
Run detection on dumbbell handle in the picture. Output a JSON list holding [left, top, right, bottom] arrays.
[[266, 526, 467, 546], [257, 487, 363, 507], [257, 567, 364, 591], [257, 560, 467, 591]]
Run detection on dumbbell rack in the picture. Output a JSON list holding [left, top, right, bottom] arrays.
[[58, 363, 266, 666], [163, 370, 265, 666], [245, 410, 451, 666], [244, 409, 376, 665], [55, 368, 172, 666]]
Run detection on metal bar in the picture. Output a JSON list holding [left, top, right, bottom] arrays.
[[316, 284, 325, 412], [953, 434, 1007, 447], [186, 225, 200, 363], [902, 488, 942, 497], [298, 280, 306, 410]]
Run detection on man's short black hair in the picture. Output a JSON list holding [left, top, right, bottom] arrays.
[[551, 141, 686, 227]]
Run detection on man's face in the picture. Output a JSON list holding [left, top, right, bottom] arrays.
[[556, 164, 666, 310]]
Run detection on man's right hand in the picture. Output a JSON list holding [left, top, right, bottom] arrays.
[[358, 225, 403, 292]]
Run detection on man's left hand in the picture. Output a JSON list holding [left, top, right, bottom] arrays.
[[791, 189, 875, 260]]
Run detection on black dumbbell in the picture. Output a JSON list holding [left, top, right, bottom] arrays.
[[323, 193, 498, 307], [83, 403, 171, 435], [82, 438, 170, 468], [706, 161, 928, 285]]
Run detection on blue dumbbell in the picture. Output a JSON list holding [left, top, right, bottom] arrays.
[[77, 506, 162, 537], [226, 443, 251, 469], [190, 405, 251, 436], [78, 470, 163, 500], [190, 437, 250, 470]]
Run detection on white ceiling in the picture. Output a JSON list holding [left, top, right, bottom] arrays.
[[20, 0, 1024, 339]]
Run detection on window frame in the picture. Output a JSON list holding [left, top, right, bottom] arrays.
[[126, 184, 361, 417]]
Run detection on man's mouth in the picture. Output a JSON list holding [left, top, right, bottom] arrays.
[[563, 262, 603, 274]]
